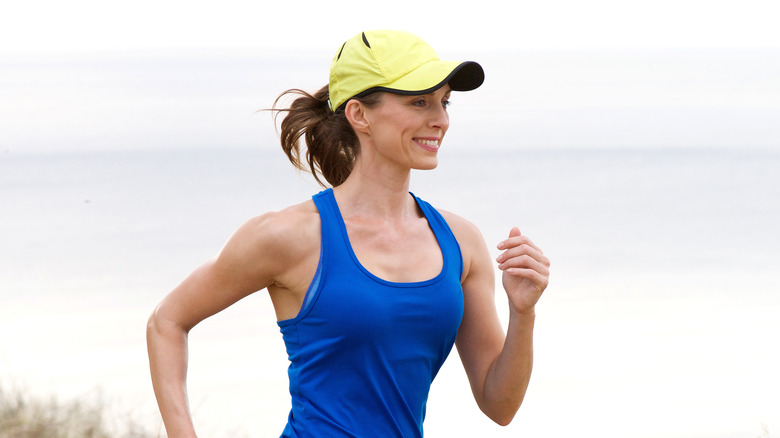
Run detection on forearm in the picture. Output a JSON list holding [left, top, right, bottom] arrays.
[[480, 309, 535, 425], [146, 314, 198, 438]]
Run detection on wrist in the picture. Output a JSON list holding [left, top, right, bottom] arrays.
[[509, 305, 536, 323]]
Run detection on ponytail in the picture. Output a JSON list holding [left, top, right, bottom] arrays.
[[273, 85, 360, 187]]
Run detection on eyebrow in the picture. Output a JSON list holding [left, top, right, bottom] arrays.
[[427, 89, 452, 98]]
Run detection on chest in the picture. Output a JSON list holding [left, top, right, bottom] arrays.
[[344, 216, 443, 283]]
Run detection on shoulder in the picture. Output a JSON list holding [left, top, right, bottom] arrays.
[[241, 199, 319, 242], [438, 209, 486, 250], [220, 198, 320, 274], [437, 209, 492, 282]]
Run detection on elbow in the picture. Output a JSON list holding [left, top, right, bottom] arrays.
[[146, 309, 161, 347], [478, 374, 530, 426], [487, 409, 518, 427], [145, 306, 185, 343], [146, 307, 163, 336], [479, 397, 522, 426], [146, 305, 193, 347], [146, 307, 192, 366], [494, 417, 513, 427]]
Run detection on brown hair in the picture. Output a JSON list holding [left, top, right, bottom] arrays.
[[272, 85, 380, 187]]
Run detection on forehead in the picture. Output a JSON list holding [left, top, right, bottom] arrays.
[[392, 84, 452, 99]]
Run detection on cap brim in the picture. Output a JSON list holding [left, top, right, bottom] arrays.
[[447, 61, 485, 91], [353, 60, 484, 101]]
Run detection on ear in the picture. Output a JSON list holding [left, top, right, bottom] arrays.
[[344, 100, 371, 134]]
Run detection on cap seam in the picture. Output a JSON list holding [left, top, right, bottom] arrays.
[[368, 38, 390, 87]]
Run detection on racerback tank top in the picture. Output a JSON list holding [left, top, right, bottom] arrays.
[[277, 188, 464, 437]]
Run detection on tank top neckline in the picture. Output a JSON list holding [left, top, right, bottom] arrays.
[[324, 188, 447, 288]]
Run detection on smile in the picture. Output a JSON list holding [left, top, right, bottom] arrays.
[[415, 138, 440, 149]]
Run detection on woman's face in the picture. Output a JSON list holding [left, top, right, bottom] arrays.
[[361, 84, 452, 171]]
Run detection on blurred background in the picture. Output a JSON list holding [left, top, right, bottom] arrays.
[[1, 1, 778, 436]]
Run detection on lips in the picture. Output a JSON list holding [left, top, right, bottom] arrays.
[[415, 138, 440, 149]]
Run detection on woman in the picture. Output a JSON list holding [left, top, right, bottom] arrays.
[[147, 29, 550, 437]]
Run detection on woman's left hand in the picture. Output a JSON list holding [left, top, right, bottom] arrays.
[[496, 227, 551, 315]]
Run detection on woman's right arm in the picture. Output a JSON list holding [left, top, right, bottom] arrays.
[[146, 207, 316, 436]]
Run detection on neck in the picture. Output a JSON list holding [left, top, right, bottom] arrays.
[[333, 156, 416, 220]]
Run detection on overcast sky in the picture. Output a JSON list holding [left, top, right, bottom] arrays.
[[2, 0, 779, 55], [2, 0, 778, 154]]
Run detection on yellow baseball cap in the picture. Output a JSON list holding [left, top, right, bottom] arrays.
[[328, 30, 485, 112]]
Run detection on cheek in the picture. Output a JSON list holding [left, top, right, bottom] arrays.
[[371, 124, 407, 152]]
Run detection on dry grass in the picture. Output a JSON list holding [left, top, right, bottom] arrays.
[[0, 384, 158, 438]]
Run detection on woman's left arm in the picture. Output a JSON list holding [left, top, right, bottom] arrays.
[[447, 216, 551, 426]]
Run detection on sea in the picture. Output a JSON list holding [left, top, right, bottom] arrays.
[[1, 48, 779, 437]]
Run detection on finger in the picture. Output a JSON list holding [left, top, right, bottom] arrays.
[[498, 231, 543, 254], [498, 253, 551, 276], [497, 226, 521, 249], [504, 267, 550, 289], [496, 243, 548, 266], [499, 243, 544, 258]]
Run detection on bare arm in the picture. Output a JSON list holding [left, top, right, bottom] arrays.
[[447, 215, 550, 425], [146, 207, 317, 436]]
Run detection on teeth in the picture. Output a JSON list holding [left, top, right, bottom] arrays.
[[418, 139, 439, 147]]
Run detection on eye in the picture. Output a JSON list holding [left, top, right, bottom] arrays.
[[441, 99, 451, 109], [412, 99, 427, 107]]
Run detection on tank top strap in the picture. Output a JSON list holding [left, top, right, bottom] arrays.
[[410, 193, 464, 281], [311, 188, 337, 241], [311, 188, 350, 258]]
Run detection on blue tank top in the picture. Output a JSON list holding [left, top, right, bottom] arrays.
[[277, 188, 464, 437]]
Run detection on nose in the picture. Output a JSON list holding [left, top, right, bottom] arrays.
[[429, 104, 449, 132]]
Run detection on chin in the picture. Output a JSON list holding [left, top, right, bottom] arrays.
[[414, 159, 439, 171]]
